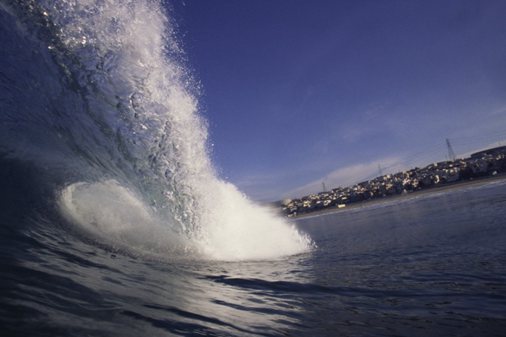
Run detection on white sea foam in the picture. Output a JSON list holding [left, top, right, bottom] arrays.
[[50, 0, 312, 260], [195, 181, 313, 260], [58, 180, 187, 255], [59, 180, 312, 260]]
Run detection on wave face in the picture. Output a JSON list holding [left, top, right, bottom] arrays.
[[0, 0, 312, 260]]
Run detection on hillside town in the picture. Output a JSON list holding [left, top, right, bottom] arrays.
[[281, 146, 506, 217]]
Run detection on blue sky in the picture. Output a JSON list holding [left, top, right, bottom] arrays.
[[171, 0, 506, 201]]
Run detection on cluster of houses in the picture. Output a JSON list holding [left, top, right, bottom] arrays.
[[282, 146, 506, 217]]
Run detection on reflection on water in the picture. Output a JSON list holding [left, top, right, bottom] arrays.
[[4, 180, 506, 336], [179, 256, 314, 335], [16, 223, 314, 336]]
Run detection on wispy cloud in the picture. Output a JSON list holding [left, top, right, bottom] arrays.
[[284, 156, 407, 198], [228, 168, 306, 202], [490, 104, 506, 116]]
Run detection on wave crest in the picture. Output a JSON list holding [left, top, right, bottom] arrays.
[[3, 0, 314, 260]]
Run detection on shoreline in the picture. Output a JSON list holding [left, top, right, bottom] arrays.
[[290, 174, 506, 220]]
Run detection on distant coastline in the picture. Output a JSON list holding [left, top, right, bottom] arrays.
[[281, 145, 506, 218], [288, 173, 506, 219]]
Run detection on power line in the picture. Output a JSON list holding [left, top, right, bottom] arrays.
[[446, 138, 456, 161], [337, 133, 506, 190]]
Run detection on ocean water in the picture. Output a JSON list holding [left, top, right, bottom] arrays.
[[295, 180, 506, 336], [2, 171, 506, 337], [1, 1, 506, 336]]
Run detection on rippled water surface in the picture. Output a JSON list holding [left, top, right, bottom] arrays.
[[1, 1, 505, 335], [2, 178, 506, 336], [295, 180, 506, 336]]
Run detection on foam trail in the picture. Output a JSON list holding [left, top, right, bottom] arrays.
[[33, 0, 314, 260]]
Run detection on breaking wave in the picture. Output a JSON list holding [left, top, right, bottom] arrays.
[[0, 0, 312, 260]]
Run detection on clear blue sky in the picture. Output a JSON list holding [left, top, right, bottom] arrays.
[[170, 0, 506, 201]]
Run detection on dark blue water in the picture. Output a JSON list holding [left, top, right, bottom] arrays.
[[2, 160, 505, 336], [1, 1, 506, 336], [295, 181, 506, 336]]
